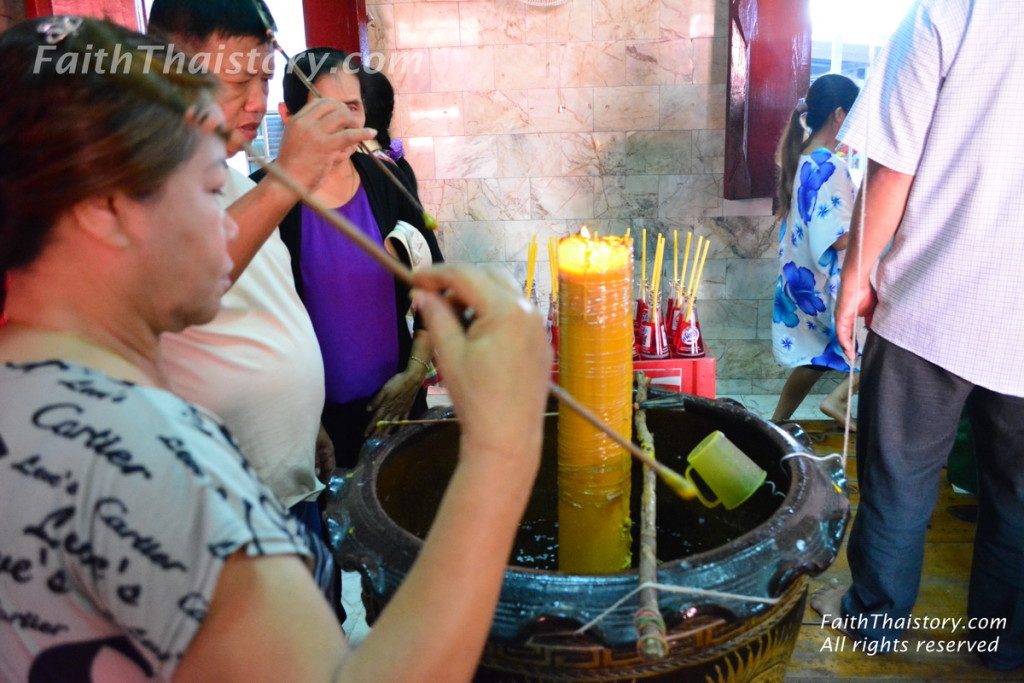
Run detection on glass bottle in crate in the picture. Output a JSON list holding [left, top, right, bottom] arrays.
[[546, 291, 559, 356], [632, 283, 649, 359], [672, 297, 706, 358], [666, 284, 683, 341], [639, 287, 670, 359]]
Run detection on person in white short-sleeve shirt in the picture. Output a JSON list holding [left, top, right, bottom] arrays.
[[813, 0, 1024, 670]]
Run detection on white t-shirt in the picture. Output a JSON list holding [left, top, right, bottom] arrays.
[[0, 360, 325, 681], [160, 168, 326, 506], [839, 0, 1024, 396]]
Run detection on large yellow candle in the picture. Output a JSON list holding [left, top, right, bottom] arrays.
[[557, 232, 633, 574]]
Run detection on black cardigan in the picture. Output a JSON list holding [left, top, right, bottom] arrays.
[[251, 153, 443, 371]]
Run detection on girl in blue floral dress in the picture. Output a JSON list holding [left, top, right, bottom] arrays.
[[771, 74, 861, 426]]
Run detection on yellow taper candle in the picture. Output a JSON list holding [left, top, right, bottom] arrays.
[[557, 231, 634, 574]]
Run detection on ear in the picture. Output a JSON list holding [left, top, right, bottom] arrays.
[[278, 101, 291, 123], [833, 107, 848, 126], [66, 195, 132, 249]]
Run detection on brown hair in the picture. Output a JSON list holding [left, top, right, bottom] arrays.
[[775, 74, 859, 219], [0, 17, 217, 273]]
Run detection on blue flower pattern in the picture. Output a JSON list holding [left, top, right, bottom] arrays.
[[773, 275, 799, 328], [812, 337, 852, 372], [771, 149, 856, 372], [782, 262, 826, 317], [797, 149, 836, 225]]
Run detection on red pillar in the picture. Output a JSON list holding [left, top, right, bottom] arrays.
[[24, 0, 142, 30], [23, 0, 51, 18], [724, 0, 811, 201], [301, 0, 367, 57]]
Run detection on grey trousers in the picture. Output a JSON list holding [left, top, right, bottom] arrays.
[[842, 334, 1024, 669]]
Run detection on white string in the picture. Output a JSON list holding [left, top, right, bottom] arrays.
[[842, 65, 874, 472], [569, 581, 780, 636]]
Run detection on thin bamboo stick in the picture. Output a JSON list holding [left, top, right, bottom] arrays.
[[378, 412, 559, 428], [633, 372, 668, 661], [547, 383, 695, 500]]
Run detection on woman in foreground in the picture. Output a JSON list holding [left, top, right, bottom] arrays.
[[0, 17, 550, 682]]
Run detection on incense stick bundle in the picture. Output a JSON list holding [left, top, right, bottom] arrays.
[[548, 236, 559, 298], [679, 231, 692, 303], [686, 234, 704, 299], [651, 234, 665, 308], [525, 236, 538, 299], [684, 238, 711, 323], [672, 231, 678, 289], [641, 228, 648, 295]]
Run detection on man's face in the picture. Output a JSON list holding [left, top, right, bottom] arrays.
[[191, 34, 273, 156]]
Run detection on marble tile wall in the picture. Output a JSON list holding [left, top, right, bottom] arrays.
[[367, 0, 798, 399]]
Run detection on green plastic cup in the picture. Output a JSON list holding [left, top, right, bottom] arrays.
[[684, 430, 767, 510]]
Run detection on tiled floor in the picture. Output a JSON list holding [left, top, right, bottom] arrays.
[[787, 422, 1015, 681]]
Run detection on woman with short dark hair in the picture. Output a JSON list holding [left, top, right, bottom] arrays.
[[0, 17, 549, 682]]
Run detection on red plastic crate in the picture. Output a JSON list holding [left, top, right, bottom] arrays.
[[552, 357, 716, 398]]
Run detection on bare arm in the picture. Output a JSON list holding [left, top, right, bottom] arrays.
[[172, 554, 350, 682], [365, 329, 436, 436], [344, 266, 550, 681], [227, 99, 376, 281], [836, 159, 915, 359], [173, 265, 550, 682]]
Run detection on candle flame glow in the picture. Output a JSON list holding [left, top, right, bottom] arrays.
[[580, 225, 591, 238]]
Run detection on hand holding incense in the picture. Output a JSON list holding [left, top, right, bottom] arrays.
[[250, 0, 440, 231]]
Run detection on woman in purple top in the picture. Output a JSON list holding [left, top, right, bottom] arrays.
[[256, 47, 444, 469]]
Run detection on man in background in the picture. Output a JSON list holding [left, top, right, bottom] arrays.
[[815, 0, 1024, 671], [149, 0, 374, 533]]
